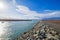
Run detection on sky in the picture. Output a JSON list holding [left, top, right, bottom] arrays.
[[0, 0, 60, 19]]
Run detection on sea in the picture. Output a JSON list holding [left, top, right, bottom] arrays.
[[0, 20, 38, 40]]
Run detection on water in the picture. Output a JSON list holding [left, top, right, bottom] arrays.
[[0, 20, 38, 40]]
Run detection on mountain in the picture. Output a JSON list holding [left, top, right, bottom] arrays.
[[43, 17, 60, 20]]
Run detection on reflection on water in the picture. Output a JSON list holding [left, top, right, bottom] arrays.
[[0, 21, 11, 40], [0, 21, 38, 40]]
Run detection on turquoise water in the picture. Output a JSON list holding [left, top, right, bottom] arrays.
[[0, 20, 38, 40]]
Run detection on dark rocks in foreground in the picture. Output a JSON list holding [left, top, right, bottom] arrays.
[[16, 21, 60, 40]]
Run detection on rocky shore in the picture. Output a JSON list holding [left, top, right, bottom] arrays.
[[16, 21, 60, 40]]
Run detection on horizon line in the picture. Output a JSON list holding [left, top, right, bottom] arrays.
[[0, 19, 32, 21]]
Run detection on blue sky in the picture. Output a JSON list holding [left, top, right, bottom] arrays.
[[0, 0, 60, 19], [16, 0, 60, 11]]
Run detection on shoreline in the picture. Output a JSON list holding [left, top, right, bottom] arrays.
[[15, 20, 60, 40], [14, 20, 40, 40], [15, 20, 44, 40]]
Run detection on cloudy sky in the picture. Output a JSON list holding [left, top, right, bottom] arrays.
[[0, 0, 60, 19]]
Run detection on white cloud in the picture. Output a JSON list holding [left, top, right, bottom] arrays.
[[0, 0, 60, 19], [16, 5, 60, 19]]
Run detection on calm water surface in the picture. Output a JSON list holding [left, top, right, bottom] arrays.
[[0, 20, 38, 40]]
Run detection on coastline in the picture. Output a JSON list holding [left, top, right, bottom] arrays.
[[14, 20, 40, 40], [15, 20, 60, 40]]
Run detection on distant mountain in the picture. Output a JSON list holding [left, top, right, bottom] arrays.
[[43, 17, 60, 20]]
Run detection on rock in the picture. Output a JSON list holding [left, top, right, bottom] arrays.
[[16, 24, 60, 40]]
